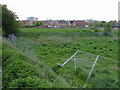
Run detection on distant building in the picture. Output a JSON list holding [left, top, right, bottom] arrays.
[[58, 20, 69, 27], [21, 20, 36, 27], [113, 21, 120, 29], [27, 17, 38, 21], [75, 20, 89, 28], [68, 20, 76, 26], [21, 19, 91, 28]]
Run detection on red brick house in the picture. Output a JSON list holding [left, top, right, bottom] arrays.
[[21, 20, 36, 26], [75, 20, 89, 28], [58, 20, 69, 27], [21, 20, 90, 28]]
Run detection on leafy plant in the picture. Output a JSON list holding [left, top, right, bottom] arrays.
[[9, 76, 52, 88]]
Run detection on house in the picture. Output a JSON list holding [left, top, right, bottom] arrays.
[[21, 20, 36, 27], [68, 20, 76, 26], [21, 19, 91, 28], [51, 20, 59, 28], [37, 20, 58, 28], [75, 20, 89, 28], [58, 20, 69, 28]]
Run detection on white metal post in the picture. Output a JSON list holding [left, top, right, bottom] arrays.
[[60, 51, 79, 67], [74, 56, 76, 70], [86, 55, 99, 81]]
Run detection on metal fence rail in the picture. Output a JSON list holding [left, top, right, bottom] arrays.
[[59, 50, 120, 67], [58, 50, 119, 88]]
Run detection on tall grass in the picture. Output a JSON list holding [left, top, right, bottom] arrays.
[[2, 28, 119, 88]]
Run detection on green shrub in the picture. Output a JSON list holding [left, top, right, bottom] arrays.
[[92, 28, 99, 32], [9, 76, 52, 88], [103, 27, 112, 36], [3, 60, 40, 87], [2, 49, 30, 68], [2, 49, 19, 63]]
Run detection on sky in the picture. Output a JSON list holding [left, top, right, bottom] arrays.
[[1, 0, 119, 21]]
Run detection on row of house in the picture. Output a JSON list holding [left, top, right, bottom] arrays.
[[21, 17, 120, 29], [21, 20, 90, 28]]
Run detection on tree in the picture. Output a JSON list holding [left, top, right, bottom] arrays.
[[18, 21, 25, 28], [103, 23, 112, 36], [91, 21, 100, 28], [35, 21, 43, 26], [2, 4, 20, 37], [100, 21, 106, 27], [92, 27, 99, 32], [108, 20, 116, 28]]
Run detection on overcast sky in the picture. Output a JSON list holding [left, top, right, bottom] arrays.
[[1, 0, 119, 21]]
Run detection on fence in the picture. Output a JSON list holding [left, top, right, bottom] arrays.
[[8, 35, 39, 54], [8, 36, 119, 88], [58, 50, 119, 88]]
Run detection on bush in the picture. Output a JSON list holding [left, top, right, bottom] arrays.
[[2, 49, 29, 68], [92, 27, 99, 32], [103, 27, 112, 36], [9, 76, 52, 88], [2, 59, 40, 87]]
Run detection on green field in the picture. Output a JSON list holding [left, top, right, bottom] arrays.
[[2, 28, 119, 88], [20, 28, 118, 61]]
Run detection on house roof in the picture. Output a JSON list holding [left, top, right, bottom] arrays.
[[21, 20, 36, 24], [75, 20, 89, 25], [58, 20, 68, 24]]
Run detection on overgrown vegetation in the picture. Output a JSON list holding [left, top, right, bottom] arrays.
[[20, 28, 118, 60], [2, 38, 71, 88], [2, 28, 118, 88]]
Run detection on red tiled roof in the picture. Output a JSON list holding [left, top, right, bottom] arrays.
[[21, 20, 36, 24]]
